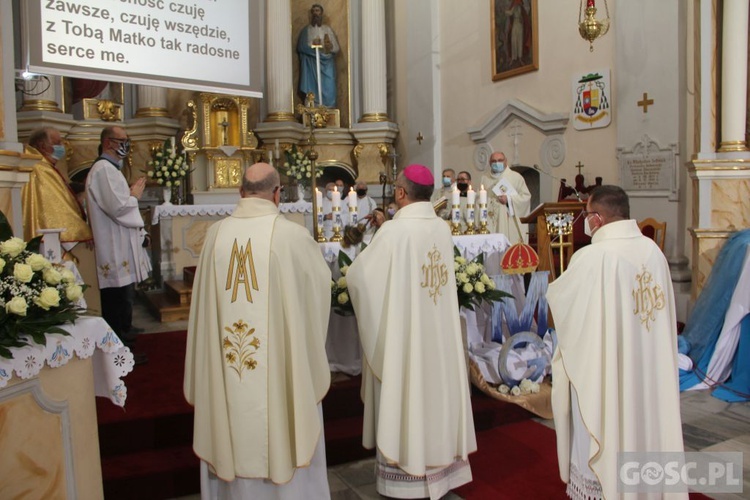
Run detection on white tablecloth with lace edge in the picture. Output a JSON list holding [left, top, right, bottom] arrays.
[[0, 316, 133, 407]]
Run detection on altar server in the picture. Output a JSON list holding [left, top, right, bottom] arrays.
[[547, 185, 686, 500], [184, 162, 332, 499], [347, 164, 476, 500]]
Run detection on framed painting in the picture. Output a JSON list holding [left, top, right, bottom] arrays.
[[491, 0, 539, 81]]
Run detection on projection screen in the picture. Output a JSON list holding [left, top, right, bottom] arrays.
[[21, 0, 264, 97]]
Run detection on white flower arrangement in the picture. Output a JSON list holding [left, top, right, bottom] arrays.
[[454, 247, 510, 310], [497, 378, 541, 397], [0, 213, 87, 358], [146, 139, 189, 187], [283, 145, 322, 185]]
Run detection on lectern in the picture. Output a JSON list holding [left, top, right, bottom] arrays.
[[520, 202, 588, 280]]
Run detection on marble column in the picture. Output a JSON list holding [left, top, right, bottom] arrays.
[[134, 85, 169, 118], [265, 0, 295, 122], [359, 0, 389, 122], [19, 75, 62, 113], [718, 0, 749, 152]]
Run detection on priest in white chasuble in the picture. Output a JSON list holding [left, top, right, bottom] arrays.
[[546, 186, 686, 500], [480, 151, 531, 241], [347, 165, 477, 500], [184, 163, 332, 499]]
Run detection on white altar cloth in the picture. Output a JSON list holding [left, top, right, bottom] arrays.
[[0, 316, 134, 406], [151, 201, 313, 225]]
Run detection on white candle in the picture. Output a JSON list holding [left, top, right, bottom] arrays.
[[274, 139, 280, 160], [348, 187, 357, 208], [332, 186, 341, 208], [467, 185, 476, 205], [315, 188, 323, 209], [170, 136, 175, 150], [452, 188, 460, 205], [479, 184, 487, 204]]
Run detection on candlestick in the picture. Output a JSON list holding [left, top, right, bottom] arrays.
[[478, 203, 489, 234], [315, 188, 326, 242], [331, 207, 343, 242], [451, 204, 462, 236], [479, 184, 487, 204]]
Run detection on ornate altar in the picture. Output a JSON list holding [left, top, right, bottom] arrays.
[[182, 93, 267, 204]]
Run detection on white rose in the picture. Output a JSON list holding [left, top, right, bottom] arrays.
[[60, 269, 76, 283], [26, 253, 50, 271], [531, 382, 541, 394], [6, 296, 27, 316], [455, 256, 467, 265], [510, 385, 521, 396], [174, 180, 181, 186], [498, 384, 510, 395], [462, 283, 473, 294], [457, 272, 469, 283], [0, 257, 5, 273], [1, 237, 26, 257], [65, 284, 83, 302], [35, 287, 61, 310], [337, 292, 349, 305], [13, 263, 34, 283], [466, 263, 479, 276], [474, 282, 485, 294], [42, 267, 62, 285], [337, 276, 347, 288], [519, 379, 534, 394], [481, 274, 492, 285], [167, 159, 174, 167], [166, 181, 172, 187], [147, 171, 154, 178], [306, 172, 311, 178], [169, 152, 176, 159], [172, 171, 178, 177], [161, 165, 167, 171], [340, 265, 348, 276], [486, 280, 496, 290], [330, 280, 336, 289]]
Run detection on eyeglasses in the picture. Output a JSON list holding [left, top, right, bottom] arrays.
[[581, 210, 600, 218], [109, 137, 129, 143]]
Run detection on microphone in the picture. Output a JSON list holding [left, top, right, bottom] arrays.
[[531, 164, 582, 202]]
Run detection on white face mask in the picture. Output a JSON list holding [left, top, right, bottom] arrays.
[[584, 216, 594, 237], [326, 191, 333, 200]]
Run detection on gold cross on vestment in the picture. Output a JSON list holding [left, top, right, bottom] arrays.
[[637, 92, 654, 113]]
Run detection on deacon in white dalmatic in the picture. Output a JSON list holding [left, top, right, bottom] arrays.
[[347, 164, 477, 500], [184, 163, 332, 499], [546, 185, 686, 500], [480, 151, 531, 242]]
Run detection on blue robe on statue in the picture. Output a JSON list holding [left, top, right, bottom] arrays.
[[679, 229, 750, 402], [297, 25, 338, 108]]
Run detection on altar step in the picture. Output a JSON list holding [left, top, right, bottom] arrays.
[[143, 266, 196, 322]]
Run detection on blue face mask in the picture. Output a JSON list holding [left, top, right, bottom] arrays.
[[491, 161, 505, 174], [442, 177, 451, 188], [387, 208, 396, 217], [51, 144, 66, 161]]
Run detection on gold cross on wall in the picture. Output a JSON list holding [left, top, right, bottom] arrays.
[[637, 92, 654, 113]]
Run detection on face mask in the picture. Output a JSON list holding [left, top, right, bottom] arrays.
[[51, 144, 66, 161], [457, 182, 469, 192], [326, 191, 333, 200], [115, 140, 131, 159], [387, 208, 396, 217], [491, 161, 505, 174], [584, 215, 601, 237], [356, 189, 367, 197], [442, 177, 451, 188]]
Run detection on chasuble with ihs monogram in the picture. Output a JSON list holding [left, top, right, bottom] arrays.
[[184, 197, 331, 484], [347, 202, 477, 479]]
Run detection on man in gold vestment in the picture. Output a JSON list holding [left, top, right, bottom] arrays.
[[22, 127, 99, 311]]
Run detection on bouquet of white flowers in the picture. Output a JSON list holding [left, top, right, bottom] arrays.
[[146, 139, 189, 187], [454, 247, 511, 310], [283, 145, 322, 185], [0, 212, 87, 359], [330, 251, 354, 316]]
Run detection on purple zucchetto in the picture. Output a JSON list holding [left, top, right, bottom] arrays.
[[403, 164, 434, 186]]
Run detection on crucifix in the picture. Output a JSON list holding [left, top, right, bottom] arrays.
[[575, 161, 584, 175], [637, 92, 654, 113], [416, 132, 424, 145], [218, 118, 230, 145]]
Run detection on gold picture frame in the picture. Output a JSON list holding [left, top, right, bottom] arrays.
[[491, 0, 539, 81]]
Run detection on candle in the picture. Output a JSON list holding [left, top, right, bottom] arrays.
[[452, 188, 460, 206], [332, 186, 341, 208], [479, 184, 487, 204], [315, 188, 323, 209], [467, 185, 476, 205], [348, 187, 357, 208], [274, 139, 280, 160], [170, 136, 175, 150]]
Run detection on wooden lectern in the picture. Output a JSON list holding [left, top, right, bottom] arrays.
[[521, 202, 588, 280]]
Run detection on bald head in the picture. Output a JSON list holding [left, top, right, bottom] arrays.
[[241, 163, 281, 203]]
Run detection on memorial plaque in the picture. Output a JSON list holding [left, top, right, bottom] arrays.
[[617, 136, 677, 197]]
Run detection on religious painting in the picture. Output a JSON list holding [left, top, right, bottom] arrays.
[[491, 0, 539, 81], [571, 69, 612, 130]]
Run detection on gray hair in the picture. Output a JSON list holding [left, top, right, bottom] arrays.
[[242, 167, 280, 196]]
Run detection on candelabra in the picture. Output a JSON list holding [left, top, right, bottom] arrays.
[[451, 204, 462, 236], [478, 203, 489, 234], [330, 207, 343, 242]]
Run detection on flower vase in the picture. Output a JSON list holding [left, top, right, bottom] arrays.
[[162, 186, 173, 206], [287, 180, 300, 203], [172, 183, 183, 205]]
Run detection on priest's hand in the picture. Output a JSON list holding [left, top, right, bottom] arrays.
[[130, 177, 146, 200], [497, 194, 508, 206]]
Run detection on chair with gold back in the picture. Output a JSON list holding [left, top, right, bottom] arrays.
[[637, 217, 666, 251]]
